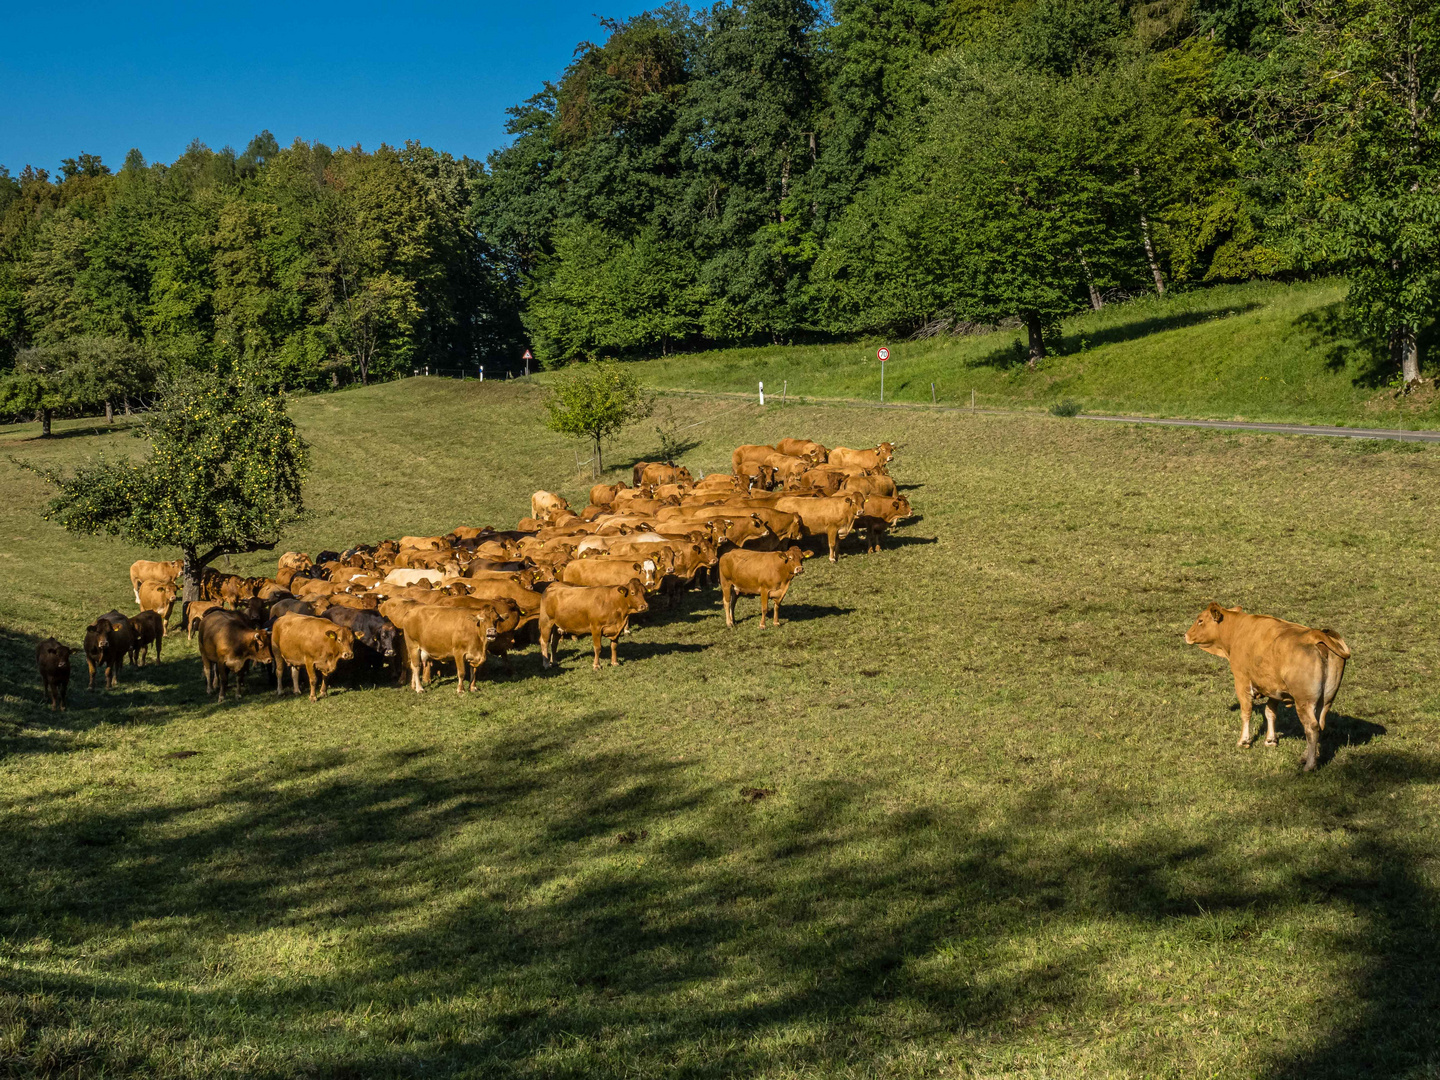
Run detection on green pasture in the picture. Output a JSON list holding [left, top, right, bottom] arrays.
[[636, 280, 1440, 430], [1, 379, 1438, 1078]]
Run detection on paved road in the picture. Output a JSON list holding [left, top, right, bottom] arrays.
[[655, 388, 1440, 443]]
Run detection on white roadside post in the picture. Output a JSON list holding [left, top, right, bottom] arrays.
[[480, 366, 484, 382], [759, 381, 765, 406]]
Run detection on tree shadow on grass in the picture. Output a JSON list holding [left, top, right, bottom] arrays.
[[1, 710, 1435, 1077], [1225, 703, 1387, 768], [969, 303, 1267, 369], [1294, 303, 1401, 389]]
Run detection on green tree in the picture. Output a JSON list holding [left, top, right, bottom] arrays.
[[31, 373, 309, 599], [1286, 0, 1440, 383], [543, 360, 655, 477], [0, 345, 82, 436], [63, 335, 157, 422]]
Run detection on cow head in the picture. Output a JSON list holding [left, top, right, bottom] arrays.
[[618, 582, 650, 615], [1184, 603, 1241, 652], [877, 442, 896, 463], [244, 628, 272, 661], [784, 546, 805, 576]]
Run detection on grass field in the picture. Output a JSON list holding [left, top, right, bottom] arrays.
[[2, 378, 1439, 1078], [636, 280, 1440, 430]]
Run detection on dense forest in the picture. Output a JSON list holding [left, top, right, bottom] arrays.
[[1, 0, 1435, 417]]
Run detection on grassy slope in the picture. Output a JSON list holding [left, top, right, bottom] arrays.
[[637, 280, 1440, 429], [2, 380, 1439, 1078]]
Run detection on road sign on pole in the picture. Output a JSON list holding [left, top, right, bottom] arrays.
[[877, 347, 890, 361], [522, 348, 533, 377]]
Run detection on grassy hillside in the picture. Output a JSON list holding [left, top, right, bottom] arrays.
[[636, 280, 1440, 428], [2, 380, 1439, 1077]]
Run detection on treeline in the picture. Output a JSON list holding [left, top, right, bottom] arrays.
[[1, 0, 1434, 409], [0, 137, 520, 421], [480, 0, 1436, 375]]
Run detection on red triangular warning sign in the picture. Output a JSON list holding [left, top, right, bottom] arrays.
[[522, 349, 534, 360]]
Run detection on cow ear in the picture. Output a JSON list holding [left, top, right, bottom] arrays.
[[1207, 603, 1225, 621], [326, 630, 337, 640]]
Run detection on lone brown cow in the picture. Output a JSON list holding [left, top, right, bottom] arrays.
[[719, 547, 805, 628], [270, 614, 356, 700], [539, 582, 649, 669], [1184, 603, 1350, 772]]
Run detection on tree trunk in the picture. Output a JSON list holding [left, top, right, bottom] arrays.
[[181, 547, 204, 603], [40, 408, 52, 437], [105, 400, 114, 425], [1025, 314, 1046, 366], [124, 397, 132, 416], [1395, 324, 1421, 385], [1134, 167, 1166, 295], [593, 436, 602, 479], [1078, 248, 1103, 311]]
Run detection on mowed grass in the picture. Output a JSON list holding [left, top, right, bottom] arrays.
[[636, 279, 1440, 429], [2, 378, 1439, 1078]]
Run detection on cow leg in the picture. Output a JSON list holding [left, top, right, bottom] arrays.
[[1234, 676, 1255, 747], [408, 645, 425, 692], [759, 589, 770, 629], [306, 662, 319, 701], [592, 629, 603, 670], [459, 653, 470, 694], [722, 581, 735, 627], [1297, 699, 1322, 772], [773, 591, 782, 626], [1263, 698, 1281, 747], [828, 528, 840, 563], [217, 666, 228, 703], [610, 635, 620, 666], [275, 661, 285, 695], [154, 637, 163, 664]]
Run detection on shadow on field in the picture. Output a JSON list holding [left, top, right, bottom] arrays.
[[972, 303, 1266, 368], [1224, 704, 1387, 767], [4, 703, 1436, 1076]]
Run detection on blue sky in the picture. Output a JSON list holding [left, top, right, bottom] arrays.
[[0, 0, 656, 176]]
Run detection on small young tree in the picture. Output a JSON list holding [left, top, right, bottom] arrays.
[[543, 360, 654, 477], [0, 346, 85, 436], [63, 335, 156, 421], [29, 372, 309, 599]]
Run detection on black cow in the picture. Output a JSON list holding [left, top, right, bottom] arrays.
[[267, 598, 317, 627], [36, 638, 72, 710], [324, 607, 405, 682]]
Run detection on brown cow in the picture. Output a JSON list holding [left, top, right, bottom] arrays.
[[277, 552, 312, 573], [84, 610, 134, 689], [1184, 604, 1351, 772], [843, 473, 898, 498], [128, 611, 165, 666], [731, 444, 775, 473], [531, 491, 572, 523], [36, 638, 71, 711], [774, 438, 829, 464], [401, 605, 501, 693], [539, 582, 649, 669], [854, 494, 913, 553], [719, 547, 805, 628], [184, 599, 224, 640], [799, 467, 847, 496], [130, 559, 182, 604], [197, 609, 270, 702], [828, 443, 895, 472], [773, 494, 864, 562], [563, 557, 659, 591], [137, 579, 178, 632], [589, 481, 629, 506], [270, 614, 356, 700]]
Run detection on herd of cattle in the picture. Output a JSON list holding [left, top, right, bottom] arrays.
[[33, 436, 914, 704], [28, 429, 1357, 771]]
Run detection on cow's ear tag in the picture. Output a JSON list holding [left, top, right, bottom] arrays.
[[326, 630, 337, 640]]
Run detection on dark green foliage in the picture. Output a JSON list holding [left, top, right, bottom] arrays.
[[0, 140, 521, 390]]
